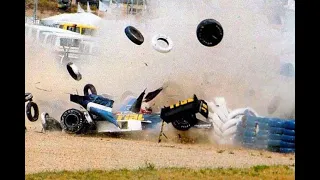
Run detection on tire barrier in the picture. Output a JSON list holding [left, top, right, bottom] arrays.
[[283, 129, 295, 136], [282, 120, 295, 130], [236, 115, 295, 153], [206, 97, 294, 153], [207, 97, 258, 145], [243, 136, 256, 144], [281, 135, 295, 143], [280, 148, 295, 153], [269, 127, 284, 135], [243, 130, 256, 137]]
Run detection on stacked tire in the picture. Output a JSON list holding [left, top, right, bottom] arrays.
[[238, 116, 295, 153], [256, 119, 295, 153], [241, 115, 260, 149]]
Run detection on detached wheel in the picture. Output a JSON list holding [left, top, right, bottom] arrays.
[[84, 84, 97, 96], [60, 109, 86, 134], [26, 101, 39, 122], [196, 19, 224, 47], [66, 62, 82, 81], [152, 34, 173, 53], [125, 26, 144, 45]]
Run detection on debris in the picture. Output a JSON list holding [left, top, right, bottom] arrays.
[[124, 26, 144, 45], [196, 19, 224, 47]]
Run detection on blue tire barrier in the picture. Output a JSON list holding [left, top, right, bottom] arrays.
[[256, 144, 268, 150], [243, 136, 256, 143], [283, 129, 295, 136], [236, 124, 245, 132], [246, 127, 257, 131], [246, 116, 258, 126], [281, 135, 295, 143], [269, 134, 282, 140], [234, 136, 243, 142], [256, 134, 282, 141], [257, 130, 269, 136], [282, 120, 295, 130], [242, 142, 256, 149], [258, 118, 271, 124], [257, 122, 269, 130], [267, 146, 280, 152], [256, 134, 268, 140], [280, 148, 295, 153], [256, 139, 268, 145], [269, 119, 283, 128], [280, 141, 295, 148], [236, 130, 244, 136], [269, 127, 283, 134], [246, 122, 257, 128], [235, 130, 244, 136], [244, 130, 256, 137], [268, 140, 281, 147]]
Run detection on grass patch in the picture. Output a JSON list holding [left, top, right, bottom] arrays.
[[26, 165, 294, 180], [253, 165, 270, 172]]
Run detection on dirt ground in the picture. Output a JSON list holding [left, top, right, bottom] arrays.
[[25, 124, 295, 174]]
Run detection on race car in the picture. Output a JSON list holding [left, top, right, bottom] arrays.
[[41, 84, 212, 134]]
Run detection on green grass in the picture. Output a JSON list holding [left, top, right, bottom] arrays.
[[26, 165, 294, 180]]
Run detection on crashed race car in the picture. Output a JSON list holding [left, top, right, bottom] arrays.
[[41, 84, 212, 134], [160, 95, 210, 130]]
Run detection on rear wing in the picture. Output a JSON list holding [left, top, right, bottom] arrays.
[[160, 95, 208, 123]]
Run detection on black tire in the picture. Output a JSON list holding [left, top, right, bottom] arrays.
[[66, 62, 82, 81], [196, 19, 223, 47], [171, 115, 197, 131], [26, 101, 39, 122], [60, 109, 86, 134], [84, 84, 97, 96], [125, 26, 144, 45]]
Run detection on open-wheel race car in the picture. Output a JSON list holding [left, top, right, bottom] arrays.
[[41, 84, 213, 134]]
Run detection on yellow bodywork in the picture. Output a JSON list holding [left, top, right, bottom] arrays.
[[58, 23, 97, 35]]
